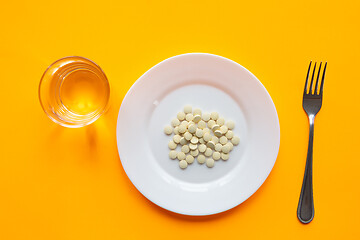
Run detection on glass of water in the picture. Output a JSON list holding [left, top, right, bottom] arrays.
[[39, 56, 110, 128]]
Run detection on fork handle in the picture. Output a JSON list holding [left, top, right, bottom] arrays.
[[297, 115, 315, 224]]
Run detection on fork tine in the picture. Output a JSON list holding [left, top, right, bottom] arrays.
[[309, 62, 317, 94], [304, 61, 312, 94], [314, 62, 322, 95], [320, 62, 327, 95]]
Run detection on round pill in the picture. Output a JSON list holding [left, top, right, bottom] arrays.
[[187, 120, 194, 126], [193, 108, 202, 116], [190, 149, 199, 157], [173, 135, 181, 143], [180, 120, 189, 126], [222, 144, 230, 153], [211, 136, 219, 144], [185, 113, 194, 121], [202, 113, 211, 122], [173, 126, 179, 135], [221, 152, 229, 161], [184, 132, 192, 141], [220, 136, 228, 145], [198, 144, 207, 153], [186, 155, 194, 164], [220, 125, 228, 134], [203, 132, 212, 142], [169, 150, 177, 159], [206, 158, 215, 168], [217, 117, 225, 126], [231, 136, 240, 145], [207, 120, 216, 128], [164, 125, 173, 135], [213, 151, 221, 160], [184, 105, 192, 114], [214, 130, 222, 137], [197, 154, 206, 164], [207, 141, 215, 149], [204, 148, 213, 157], [225, 130, 234, 139], [226, 142, 234, 151], [181, 145, 190, 153], [188, 124, 197, 134], [215, 143, 222, 152], [171, 118, 180, 127], [191, 136, 199, 144], [211, 124, 220, 132], [177, 112, 185, 121], [210, 112, 219, 120], [180, 137, 187, 145], [178, 125, 187, 134], [177, 152, 186, 160], [198, 120, 207, 129], [189, 143, 198, 150], [168, 140, 177, 150], [188, 123, 195, 130], [179, 160, 188, 169], [203, 127, 210, 134], [226, 120, 235, 130], [199, 138, 205, 144], [193, 115, 201, 123], [195, 128, 204, 138]]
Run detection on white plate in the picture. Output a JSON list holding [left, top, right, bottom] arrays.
[[117, 53, 280, 216]]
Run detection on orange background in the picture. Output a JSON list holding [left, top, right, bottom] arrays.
[[1, 0, 360, 239]]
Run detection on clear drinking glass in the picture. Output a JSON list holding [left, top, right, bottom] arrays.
[[39, 56, 110, 128]]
